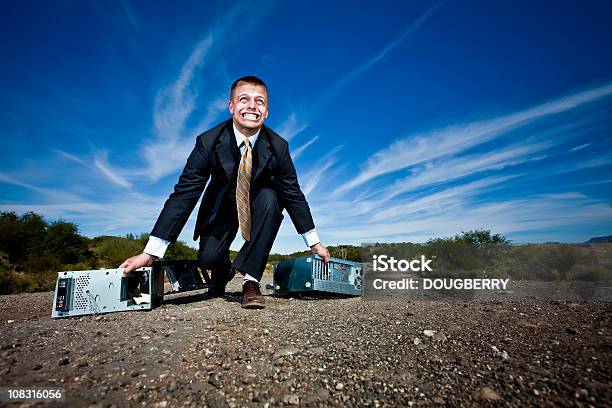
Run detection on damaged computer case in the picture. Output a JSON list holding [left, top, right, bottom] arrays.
[[160, 259, 209, 293], [51, 266, 164, 318], [272, 255, 363, 296]]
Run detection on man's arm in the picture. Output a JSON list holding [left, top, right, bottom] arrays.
[[274, 142, 330, 262], [120, 137, 212, 274]]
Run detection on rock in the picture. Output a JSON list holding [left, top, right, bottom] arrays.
[[32, 363, 43, 370], [206, 394, 228, 408], [476, 387, 501, 401], [282, 394, 299, 405], [533, 389, 540, 396], [59, 357, 70, 366], [432, 396, 445, 404], [336, 382, 344, 390], [274, 347, 299, 358], [130, 371, 139, 377], [78, 361, 89, 368], [566, 327, 578, 335], [432, 332, 447, 342], [413, 338, 422, 345], [208, 372, 222, 389], [423, 330, 436, 337], [166, 382, 178, 393], [188, 381, 209, 394]]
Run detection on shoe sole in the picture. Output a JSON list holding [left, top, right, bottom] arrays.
[[241, 300, 266, 309]]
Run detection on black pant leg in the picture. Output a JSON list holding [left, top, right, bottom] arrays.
[[232, 187, 284, 281], [198, 210, 238, 291]]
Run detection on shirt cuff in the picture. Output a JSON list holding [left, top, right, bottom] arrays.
[[144, 236, 170, 259], [302, 229, 320, 248]]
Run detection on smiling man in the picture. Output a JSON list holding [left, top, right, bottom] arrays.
[[120, 75, 329, 309]]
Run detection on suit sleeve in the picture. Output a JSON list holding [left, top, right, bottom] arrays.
[[274, 142, 315, 234], [150, 136, 211, 243]]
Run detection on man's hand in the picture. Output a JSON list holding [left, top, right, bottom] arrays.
[[310, 243, 330, 263], [119, 253, 156, 276]]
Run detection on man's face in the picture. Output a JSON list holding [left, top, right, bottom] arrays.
[[229, 82, 269, 135]]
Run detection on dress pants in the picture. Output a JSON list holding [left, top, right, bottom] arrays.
[[197, 187, 284, 288]]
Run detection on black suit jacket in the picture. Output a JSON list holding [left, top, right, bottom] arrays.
[[150, 119, 315, 243]]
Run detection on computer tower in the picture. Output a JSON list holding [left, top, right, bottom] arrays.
[[158, 259, 210, 292], [272, 255, 363, 296], [51, 266, 164, 318]]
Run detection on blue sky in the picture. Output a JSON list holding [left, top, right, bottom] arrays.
[[1, 0, 611, 253]]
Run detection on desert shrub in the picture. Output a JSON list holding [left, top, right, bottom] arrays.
[[566, 265, 612, 282], [165, 241, 198, 260], [92, 237, 143, 268]]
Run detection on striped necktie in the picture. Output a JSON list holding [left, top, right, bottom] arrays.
[[236, 138, 252, 241]]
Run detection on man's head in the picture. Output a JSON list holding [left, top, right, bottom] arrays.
[[229, 75, 269, 136]]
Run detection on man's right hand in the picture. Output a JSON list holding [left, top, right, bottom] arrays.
[[119, 253, 156, 276]]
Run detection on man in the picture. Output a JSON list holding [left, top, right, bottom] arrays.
[[120, 75, 329, 309]]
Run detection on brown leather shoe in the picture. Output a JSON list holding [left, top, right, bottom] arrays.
[[241, 281, 265, 309]]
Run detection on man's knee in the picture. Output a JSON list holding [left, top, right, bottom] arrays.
[[253, 188, 281, 215], [198, 246, 229, 268]]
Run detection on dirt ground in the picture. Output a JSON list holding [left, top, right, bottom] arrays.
[[0, 275, 610, 407]]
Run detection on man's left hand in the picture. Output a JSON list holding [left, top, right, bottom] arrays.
[[311, 243, 330, 263]]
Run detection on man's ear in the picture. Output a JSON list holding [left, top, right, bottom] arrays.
[[228, 100, 234, 114]]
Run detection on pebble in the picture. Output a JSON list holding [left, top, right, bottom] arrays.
[[423, 330, 436, 337], [59, 357, 70, 366], [282, 394, 299, 405], [208, 372, 222, 388], [274, 347, 299, 358], [432, 332, 447, 342], [566, 327, 578, 335], [477, 386, 501, 401], [336, 382, 344, 390]]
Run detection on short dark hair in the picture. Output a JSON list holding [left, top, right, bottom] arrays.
[[230, 75, 268, 100]]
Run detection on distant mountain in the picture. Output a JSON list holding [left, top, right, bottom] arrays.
[[585, 235, 612, 243]]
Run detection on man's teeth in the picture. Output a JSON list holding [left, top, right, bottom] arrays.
[[243, 113, 258, 120]]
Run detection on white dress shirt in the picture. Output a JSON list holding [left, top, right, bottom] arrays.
[[144, 123, 320, 267]]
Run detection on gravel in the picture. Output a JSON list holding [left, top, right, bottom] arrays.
[[0, 275, 610, 407]]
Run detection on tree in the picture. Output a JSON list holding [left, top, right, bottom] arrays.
[[43, 220, 89, 265]]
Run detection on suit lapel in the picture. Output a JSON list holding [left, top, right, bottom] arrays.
[[216, 121, 236, 180], [252, 127, 272, 182]]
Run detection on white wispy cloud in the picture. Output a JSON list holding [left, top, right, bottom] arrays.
[[141, 1, 271, 181], [377, 142, 550, 201], [339, 82, 612, 193], [93, 151, 132, 189], [291, 135, 319, 160], [276, 113, 309, 142], [302, 145, 343, 196], [54, 149, 132, 189], [310, 2, 443, 117], [570, 143, 591, 152]]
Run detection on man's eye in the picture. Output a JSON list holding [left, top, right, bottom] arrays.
[[240, 97, 247, 103], [256, 100, 264, 105]]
